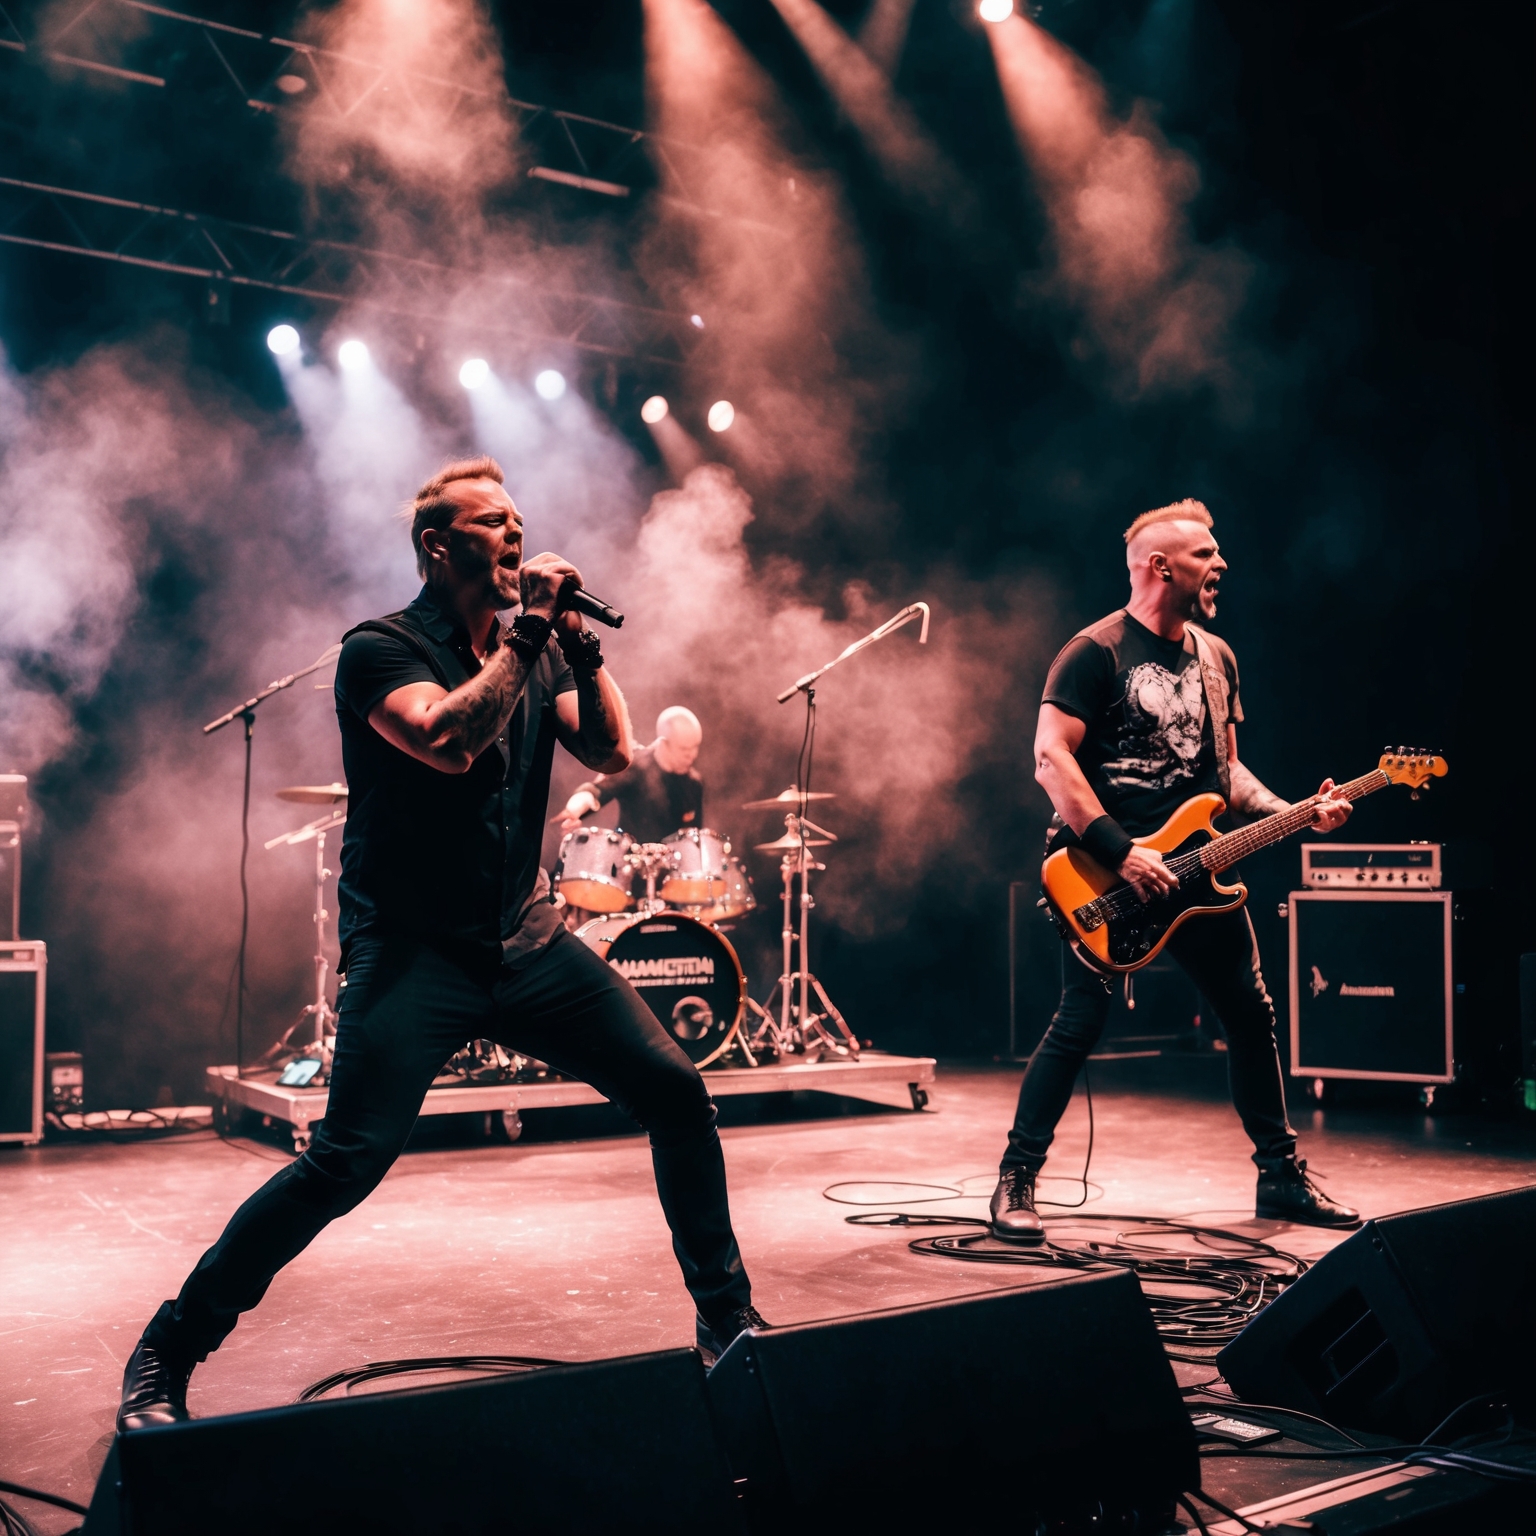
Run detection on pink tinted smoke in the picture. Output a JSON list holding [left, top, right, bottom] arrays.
[[987, 15, 1243, 391]]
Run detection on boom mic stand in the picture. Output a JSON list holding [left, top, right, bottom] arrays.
[[751, 604, 931, 1062], [204, 642, 342, 1077]]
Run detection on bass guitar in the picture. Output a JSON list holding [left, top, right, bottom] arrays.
[[1040, 749, 1447, 974]]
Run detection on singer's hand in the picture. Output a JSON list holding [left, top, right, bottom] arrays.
[[520, 552, 582, 627]]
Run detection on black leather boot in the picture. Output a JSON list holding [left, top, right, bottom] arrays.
[[1256, 1157, 1361, 1229], [696, 1303, 770, 1368], [989, 1167, 1045, 1244], [117, 1336, 194, 1433]]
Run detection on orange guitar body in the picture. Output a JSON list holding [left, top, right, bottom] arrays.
[[1041, 793, 1247, 973]]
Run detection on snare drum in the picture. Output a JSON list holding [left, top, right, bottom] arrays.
[[556, 827, 634, 913], [660, 828, 756, 922], [576, 912, 745, 1067]]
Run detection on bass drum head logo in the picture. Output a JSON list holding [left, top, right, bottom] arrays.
[[671, 996, 714, 1040]]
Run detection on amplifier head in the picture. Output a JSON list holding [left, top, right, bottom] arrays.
[[1301, 843, 1441, 888]]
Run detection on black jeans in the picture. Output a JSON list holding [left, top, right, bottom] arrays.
[[150, 926, 751, 1361], [1001, 907, 1297, 1173]]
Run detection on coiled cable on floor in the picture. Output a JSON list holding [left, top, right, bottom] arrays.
[[829, 1186, 1306, 1362]]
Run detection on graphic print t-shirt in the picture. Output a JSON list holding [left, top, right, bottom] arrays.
[[1043, 610, 1241, 837]]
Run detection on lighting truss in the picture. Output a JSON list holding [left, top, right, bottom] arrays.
[[0, 174, 700, 363], [11, 0, 718, 206]]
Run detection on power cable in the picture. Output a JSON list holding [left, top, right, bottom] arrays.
[[297, 1354, 565, 1403], [0, 1479, 88, 1518]]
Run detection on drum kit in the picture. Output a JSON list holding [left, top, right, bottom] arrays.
[[554, 785, 858, 1069], [260, 778, 859, 1078]]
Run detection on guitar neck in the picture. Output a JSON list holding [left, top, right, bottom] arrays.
[[1199, 769, 1390, 873]]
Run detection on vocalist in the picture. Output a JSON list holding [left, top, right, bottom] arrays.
[[118, 457, 764, 1431]]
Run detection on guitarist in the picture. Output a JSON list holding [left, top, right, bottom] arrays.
[[991, 500, 1361, 1242]]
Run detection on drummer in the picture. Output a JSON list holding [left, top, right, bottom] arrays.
[[559, 705, 704, 846]]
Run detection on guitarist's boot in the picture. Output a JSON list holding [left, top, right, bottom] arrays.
[[989, 1167, 1045, 1244], [1255, 1157, 1361, 1229]]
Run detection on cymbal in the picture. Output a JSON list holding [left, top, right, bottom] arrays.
[[276, 783, 348, 804], [754, 831, 833, 851], [742, 787, 837, 810]]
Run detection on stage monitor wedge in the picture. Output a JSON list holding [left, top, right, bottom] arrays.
[[1218, 1185, 1536, 1437], [82, 1348, 743, 1536], [707, 1269, 1197, 1527]]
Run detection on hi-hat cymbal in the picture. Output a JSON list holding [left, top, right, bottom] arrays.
[[276, 783, 349, 804], [742, 787, 837, 810], [754, 831, 833, 851]]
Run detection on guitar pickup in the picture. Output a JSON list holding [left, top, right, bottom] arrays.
[[1073, 902, 1105, 931]]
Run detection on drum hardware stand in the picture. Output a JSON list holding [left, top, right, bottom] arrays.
[[744, 811, 859, 1062], [204, 641, 342, 1078], [625, 843, 677, 915], [265, 807, 347, 1077], [751, 603, 930, 1062]]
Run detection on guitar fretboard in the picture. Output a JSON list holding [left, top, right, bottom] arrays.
[[1166, 769, 1390, 883]]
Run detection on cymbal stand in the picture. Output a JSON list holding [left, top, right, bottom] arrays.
[[756, 604, 929, 1062], [265, 808, 346, 1075], [746, 812, 859, 1062], [204, 641, 341, 1078]]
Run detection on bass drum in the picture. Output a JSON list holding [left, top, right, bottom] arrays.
[[660, 828, 756, 922], [557, 827, 634, 913], [576, 912, 745, 1067]]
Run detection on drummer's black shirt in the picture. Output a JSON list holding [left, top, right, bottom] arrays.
[[333, 585, 576, 970], [586, 747, 704, 845]]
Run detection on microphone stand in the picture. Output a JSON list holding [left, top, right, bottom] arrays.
[[756, 604, 931, 1062], [204, 643, 342, 1078]]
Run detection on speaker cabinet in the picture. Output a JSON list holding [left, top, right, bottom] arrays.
[[707, 1270, 1197, 1527], [0, 940, 45, 1144], [1290, 891, 1454, 1083], [82, 1348, 743, 1535], [1218, 1186, 1536, 1437]]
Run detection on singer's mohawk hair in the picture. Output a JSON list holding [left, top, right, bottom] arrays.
[[408, 456, 506, 577]]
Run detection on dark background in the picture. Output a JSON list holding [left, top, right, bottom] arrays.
[[1, 0, 1529, 1105]]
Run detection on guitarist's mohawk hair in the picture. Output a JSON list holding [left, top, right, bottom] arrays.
[[1124, 498, 1213, 545]]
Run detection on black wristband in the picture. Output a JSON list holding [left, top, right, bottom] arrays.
[[558, 627, 603, 671], [1080, 814, 1135, 872], [507, 612, 553, 660]]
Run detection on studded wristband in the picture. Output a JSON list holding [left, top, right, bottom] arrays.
[[507, 612, 553, 660], [558, 627, 604, 671]]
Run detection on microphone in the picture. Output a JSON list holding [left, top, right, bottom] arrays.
[[558, 581, 625, 629]]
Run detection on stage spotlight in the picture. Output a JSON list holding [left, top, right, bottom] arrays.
[[978, 0, 1014, 21], [640, 395, 670, 425], [689, 314, 705, 329], [459, 358, 490, 389], [266, 324, 300, 356], [338, 338, 370, 371], [534, 368, 566, 400], [707, 400, 735, 433]]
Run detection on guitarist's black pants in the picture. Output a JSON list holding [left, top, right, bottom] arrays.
[[1002, 907, 1297, 1173]]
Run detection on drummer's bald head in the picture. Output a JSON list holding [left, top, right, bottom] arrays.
[[654, 707, 702, 773], [657, 706, 702, 746]]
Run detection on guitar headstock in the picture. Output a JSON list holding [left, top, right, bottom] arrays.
[[1379, 747, 1448, 791]]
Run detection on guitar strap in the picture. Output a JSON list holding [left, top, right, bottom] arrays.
[[1185, 622, 1232, 803]]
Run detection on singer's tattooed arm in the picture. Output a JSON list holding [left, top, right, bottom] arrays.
[[370, 638, 534, 773], [555, 661, 632, 773]]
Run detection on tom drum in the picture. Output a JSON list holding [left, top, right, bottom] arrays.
[[660, 828, 756, 923], [556, 827, 634, 913]]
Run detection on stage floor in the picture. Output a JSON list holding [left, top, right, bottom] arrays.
[[3, 1057, 1534, 1530]]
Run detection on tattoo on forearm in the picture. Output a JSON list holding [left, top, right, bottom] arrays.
[[435, 643, 532, 758], [1229, 762, 1287, 817], [574, 671, 620, 757]]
